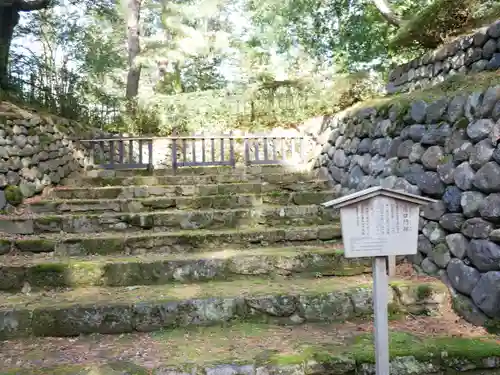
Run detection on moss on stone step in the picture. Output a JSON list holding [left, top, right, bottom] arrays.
[[89, 165, 302, 178], [3, 362, 150, 375], [4, 327, 500, 374], [5, 224, 342, 256], [0, 245, 372, 291], [48, 180, 331, 200], [77, 172, 326, 188], [4, 185, 23, 206], [0, 277, 446, 339], [1, 205, 339, 235], [14, 239, 55, 253]]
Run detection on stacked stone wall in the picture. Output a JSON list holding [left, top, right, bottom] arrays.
[[387, 20, 500, 94], [309, 86, 500, 327], [0, 102, 110, 210]]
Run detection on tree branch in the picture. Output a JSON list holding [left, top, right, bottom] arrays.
[[371, 0, 402, 27], [16, 0, 51, 11]]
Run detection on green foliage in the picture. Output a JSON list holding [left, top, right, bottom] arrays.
[[248, 0, 427, 72], [391, 0, 500, 49], [125, 72, 381, 135], [9, 0, 126, 125], [5, 185, 23, 206], [16, 0, 500, 136], [138, 0, 231, 95]]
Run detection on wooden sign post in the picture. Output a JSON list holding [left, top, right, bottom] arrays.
[[323, 186, 435, 374]]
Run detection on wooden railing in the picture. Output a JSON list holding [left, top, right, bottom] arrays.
[[78, 133, 310, 171]]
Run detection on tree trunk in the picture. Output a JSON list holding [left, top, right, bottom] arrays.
[[1, 0, 51, 90], [125, 0, 142, 99], [371, 0, 402, 27], [0, 5, 20, 90]]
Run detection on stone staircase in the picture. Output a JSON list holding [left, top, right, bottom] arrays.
[[0, 165, 445, 345]]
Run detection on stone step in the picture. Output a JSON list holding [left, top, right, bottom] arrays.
[[2, 319, 499, 374], [28, 191, 336, 215], [86, 164, 307, 178], [47, 180, 332, 200], [0, 275, 447, 339], [72, 172, 329, 188], [0, 245, 372, 292], [0, 224, 342, 256], [0, 205, 339, 235]]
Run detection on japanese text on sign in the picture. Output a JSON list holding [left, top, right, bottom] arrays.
[[355, 199, 412, 238]]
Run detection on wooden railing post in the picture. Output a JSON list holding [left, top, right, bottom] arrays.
[[201, 135, 206, 164], [300, 137, 305, 163], [99, 140, 105, 165], [191, 138, 196, 164], [109, 140, 115, 167], [182, 138, 187, 166], [244, 135, 250, 166], [263, 136, 269, 162], [138, 139, 144, 166], [147, 139, 153, 171], [128, 139, 134, 165], [89, 142, 95, 167], [172, 138, 178, 174], [229, 132, 235, 168], [220, 136, 225, 163], [118, 140, 124, 165], [272, 137, 277, 162], [78, 132, 313, 171]]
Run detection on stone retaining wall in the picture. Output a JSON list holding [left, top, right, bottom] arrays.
[[309, 85, 500, 327], [0, 102, 110, 210], [387, 20, 500, 94]]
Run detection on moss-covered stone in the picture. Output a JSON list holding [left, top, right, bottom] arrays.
[[153, 225, 338, 254], [31, 304, 134, 336], [349, 71, 500, 118], [50, 187, 124, 200], [71, 238, 126, 256], [14, 239, 56, 253], [0, 239, 11, 255], [391, 281, 448, 315], [484, 319, 500, 334], [0, 247, 371, 291], [455, 116, 469, 129], [0, 309, 33, 340], [29, 191, 336, 215], [4, 185, 23, 206], [0, 276, 445, 339], [49, 180, 330, 200], [5, 311, 500, 373], [33, 216, 64, 233], [80, 172, 318, 188], [9, 208, 339, 235]]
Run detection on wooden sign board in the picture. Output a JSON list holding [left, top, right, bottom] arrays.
[[339, 195, 420, 258], [323, 186, 435, 258], [322, 186, 436, 375]]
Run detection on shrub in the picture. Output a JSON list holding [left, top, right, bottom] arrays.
[[119, 72, 383, 136], [390, 0, 500, 50]]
